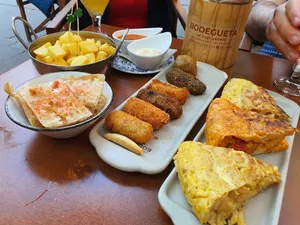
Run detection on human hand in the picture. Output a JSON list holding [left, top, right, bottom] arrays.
[[266, 0, 300, 61]]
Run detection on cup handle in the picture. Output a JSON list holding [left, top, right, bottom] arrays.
[[11, 16, 38, 50]]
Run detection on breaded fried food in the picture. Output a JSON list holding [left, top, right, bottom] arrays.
[[137, 89, 183, 120], [166, 68, 206, 95], [174, 55, 197, 76], [123, 97, 170, 130], [147, 79, 189, 105], [105, 110, 153, 144]]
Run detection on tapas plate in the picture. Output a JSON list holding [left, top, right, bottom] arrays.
[[112, 55, 175, 75], [158, 91, 300, 224], [89, 62, 228, 174]]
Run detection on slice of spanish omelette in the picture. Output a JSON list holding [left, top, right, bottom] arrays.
[[221, 78, 291, 122], [205, 98, 297, 154], [174, 141, 281, 225]]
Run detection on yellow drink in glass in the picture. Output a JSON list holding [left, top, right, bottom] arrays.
[[81, 0, 110, 16]]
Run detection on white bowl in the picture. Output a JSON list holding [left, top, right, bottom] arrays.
[[127, 32, 172, 70], [112, 27, 162, 54], [5, 71, 113, 139]]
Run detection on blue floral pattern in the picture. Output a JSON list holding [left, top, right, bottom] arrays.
[[112, 55, 174, 75]]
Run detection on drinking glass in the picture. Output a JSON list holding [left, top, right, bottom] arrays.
[[80, 0, 110, 33], [273, 59, 300, 97]]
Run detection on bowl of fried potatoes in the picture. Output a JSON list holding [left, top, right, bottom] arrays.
[[12, 17, 117, 74], [29, 31, 116, 74]]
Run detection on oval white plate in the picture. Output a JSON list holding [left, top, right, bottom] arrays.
[[158, 91, 300, 225], [112, 55, 175, 75], [5, 71, 113, 138], [89, 62, 228, 174]]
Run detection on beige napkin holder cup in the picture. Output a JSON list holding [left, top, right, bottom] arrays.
[[182, 0, 253, 69]]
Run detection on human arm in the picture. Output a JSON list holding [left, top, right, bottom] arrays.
[[246, 0, 284, 42], [246, 0, 300, 60]]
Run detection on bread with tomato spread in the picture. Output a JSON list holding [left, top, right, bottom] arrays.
[[16, 80, 92, 128], [4, 74, 107, 128]]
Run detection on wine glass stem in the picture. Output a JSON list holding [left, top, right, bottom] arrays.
[[91, 15, 102, 33]]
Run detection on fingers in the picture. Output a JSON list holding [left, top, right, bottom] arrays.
[[273, 4, 300, 46], [266, 3, 300, 60], [286, 0, 300, 27], [266, 20, 299, 60]]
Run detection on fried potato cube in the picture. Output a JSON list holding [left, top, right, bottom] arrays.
[[48, 45, 67, 59], [85, 53, 96, 64], [96, 51, 108, 61], [55, 40, 62, 46], [43, 56, 54, 64], [79, 39, 98, 54], [108, 46, 116, 55], [33, 42, 52, 57], [59, 31, 73, 44], [35, 55, 44, 62], [61, 43, 70, 55], [43, 42, 52, 48], [72, 34, 82, 42], [54, 57, 68, 66], [67, 56, 77, 65], [96, 40, 102, 49], [70, 55, 87, 66], [98, 43, 110, 54], [66, 42, 80, 55], [34, 46, 48, 57]]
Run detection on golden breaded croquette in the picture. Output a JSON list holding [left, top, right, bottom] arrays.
[[174, 55, 197, 76], [105, 110, 153, 144], [137, 89, 183, 120], [147, 79, 189, 105], [123, 98, 170, 130], [166, 68, 206, 95]]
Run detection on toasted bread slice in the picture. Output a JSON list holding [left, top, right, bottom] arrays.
[[4, 83, 43, 127], [90, 94, 107, 115], [61, 74, 105, 112], [205, 98, 297, 154], [174, 141, 281, 225], [17, 80, 92, 128], [221, 78, 291, 121]]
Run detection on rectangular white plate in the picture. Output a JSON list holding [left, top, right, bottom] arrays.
[[158, 91, 300, 225], [89, 62, 228, 174]]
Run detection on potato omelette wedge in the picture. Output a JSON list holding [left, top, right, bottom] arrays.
[[221, 78, 291, 122], [205, 98, 297, 154], [174, 141, 281, 225]]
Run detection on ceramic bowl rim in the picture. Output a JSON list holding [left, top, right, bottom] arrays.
[[112, 27, 163, 44], [126, 32, 172, 59], [4, 72, 113, 132]]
